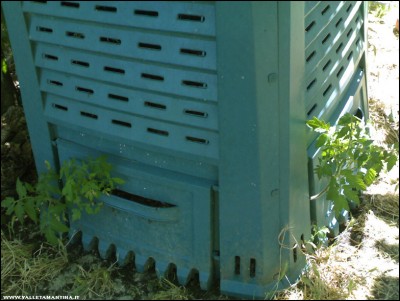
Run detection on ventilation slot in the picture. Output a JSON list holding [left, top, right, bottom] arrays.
[[321, 5, 330, 15], [180, 48, 206, 57], [66, 31, 85, 39], [48, 80, 63, 86], [71, 60, 89, 67], [95, 5, 117, 12], [346, 3, 353, 12], [80, 111, 98, 119], [306, 78, 317, 91], [234, 256, 240, 275], [43, 54, 58, 60], [53, 103, 68, 111], [322, 33, 331, 44], [186, 136, 209, 144], [104, 66, 125, 74], [293, 245, 298, 262], [182, 80, 207, 89], [147, 128, 169, 137], [307, 104, 317, 116], [306, 51, 316, 63], [335, 17, 343, 27], [141, 73, 164, 81], [322, 59, 331, 71], [108, 93, 128, 102], [112, 119, 131, 128], [100, 37, 121, 45], [61, 1, 79, 8], [37, 26, 53, 33], [347, 51, 354, 61], [76, 86, 94, 94], [305, 21, 316, 32], [323, 84, 332, 97], [346, 28, 353, 38], [336, 66, 344, 78], [144, 101, 166, 110], [112, 189, 175, 208], [177, 13, 205, 22], [138, 42, 161, 50], [250, 258, 256, 278], [184, 109, 208, 118], [134, 9, 159, 17], [336, 43, 343, 54]]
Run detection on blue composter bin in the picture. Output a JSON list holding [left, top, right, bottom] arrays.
[[2, 1, 368, 298]]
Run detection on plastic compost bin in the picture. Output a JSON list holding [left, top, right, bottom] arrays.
[[2, 1, 368, 299]]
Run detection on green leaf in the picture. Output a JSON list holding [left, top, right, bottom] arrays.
[[306, 117, 330, 132], [387, 154, 398, 171], [2, 59, 8, 74], [2, 197, 16, 215], [333, 194, 349, 217], [71, 208, 82, 221], [364, 168, 377, 186], [44, 228, 59, 245], [342, 170, 367, 190], [50, 218, 69, 233], [112, 177, 125, 185], [343, 185, 360, 205], [24, 199, 38, 223], [316, 134, 329, 148], [14, 202, 25, 222], [16, 178, 27, 199], [337, 126, 350, 139]]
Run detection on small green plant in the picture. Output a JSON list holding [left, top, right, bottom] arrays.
[[309, 225, 330, 249], [2, 156, 124, 245], [307, 113, 398, 217]]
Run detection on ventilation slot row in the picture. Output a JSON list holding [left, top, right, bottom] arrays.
[[177, 14, 205, 22]]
